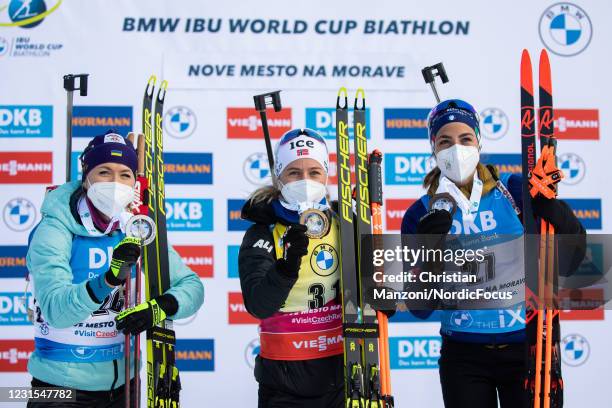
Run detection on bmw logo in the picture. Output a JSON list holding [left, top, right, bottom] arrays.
[[3, 198, 37, 232], [539, 3, 593, 57], [310, 243, 338, 277], [244, 338, 260, 369], [480, 108, 509, 140], [164, 106, 197, 139], [561, 333, 590, 366], [558, 152, 585, 185], [243, 153, 271, 186], [450, 311, 473, 328]]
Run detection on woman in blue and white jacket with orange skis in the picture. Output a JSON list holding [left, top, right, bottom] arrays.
[[26, 131, 204, 407], [401, 99, 585, 408]]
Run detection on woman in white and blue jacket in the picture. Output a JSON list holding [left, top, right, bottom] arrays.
[[401, 100, 585, 408], [26, 131, 204, 407]]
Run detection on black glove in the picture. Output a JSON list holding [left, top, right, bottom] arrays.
[[416, 209, 453, 235], [115, 294, 178, 335], [532, 196, 584, 234], [276, 224, 309, 279], [105, 237, 141, 286]]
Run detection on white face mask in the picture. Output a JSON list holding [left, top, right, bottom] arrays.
[[280, 179, 327, 206], [86, 179, 135, 219], [435, 144, 480, 184]]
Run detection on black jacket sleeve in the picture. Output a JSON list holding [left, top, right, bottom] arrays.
[[238, 223, 298, 319]]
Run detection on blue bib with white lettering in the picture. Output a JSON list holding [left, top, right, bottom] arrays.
[[421, 174, 526, 335], [33, 232, 133, 363]]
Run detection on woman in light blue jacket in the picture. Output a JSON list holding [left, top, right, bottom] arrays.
[[26, 131, 204, 407]]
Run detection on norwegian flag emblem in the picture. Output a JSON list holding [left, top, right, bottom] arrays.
[[297, 149, 309, 156]]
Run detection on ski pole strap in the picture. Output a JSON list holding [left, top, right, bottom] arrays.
[[486, 164, 521, 216], [343, 323, 379, 338]]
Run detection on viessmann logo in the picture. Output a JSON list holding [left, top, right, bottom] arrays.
[[0, 0, 62, 29], [174, 245, 213, 278], [228, 292, 258, 324], [0, 152, 52, 183], [554, 109, 599, 140], [226, 107, 291, 139], [0, 339, 34, 372], [385, 199, 415, 231]]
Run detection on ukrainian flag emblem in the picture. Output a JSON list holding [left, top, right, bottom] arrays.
[[111, 150, 123, 157]]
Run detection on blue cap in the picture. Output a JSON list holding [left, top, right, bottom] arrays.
[[80, 130, 138, 179], [428, 99, 480, 147]]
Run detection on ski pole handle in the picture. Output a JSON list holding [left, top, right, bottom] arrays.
[[63, 74, 89, 182], [253, 91, 282, 184], [421, 63, 448, 103]]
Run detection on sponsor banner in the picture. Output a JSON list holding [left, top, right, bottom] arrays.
[[72, 106, 133, 138], [384, 153, 434, 185], [328, 153, 355, 186], [383, 108, 429, 139], [389, 336, 441, 369], [554, 109, 599, 140], [0, 106, 52, 137], [480, 153, 522, 175], [565, 199, 602, 230], [0, 152, 52, 183], [174, 245, 213, 278], [539, 3, 593, 57], [385, 199, 415, 231], [0, 246, 28, 278], [559, 289, 604, 321], [228, 199, 251, 231], [0, 292, 32, 325], [480, 108, 509, 140], [164, 152, 213, 184], [228, 292, 258, 324], [227, 107, 291, 139], [0, 339, 34, 372], [305, 107, 371, 139], [243, 152, 271, 185], [561, 333, 590, 367], [227, 245, 240, 278], [3, 198, 37, 232], [164, 106, 197, 139], [559, 152, 586, 185], [70, 151, 83, 181], [175, 339, 215, 372], [165, 199, 213, 231]]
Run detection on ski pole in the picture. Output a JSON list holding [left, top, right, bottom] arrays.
[[421, 63, 448, 104], [63, 74, 89, 182], [253, 91, 282, 185]]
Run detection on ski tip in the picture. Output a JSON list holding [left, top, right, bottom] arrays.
[[145, 75, 157, 97], [354, 88, 366, 110], [337, 87, 348, 109], [157, 80, 169, 102], [520, 49, 533, 91], [539, 49, 552, 94]]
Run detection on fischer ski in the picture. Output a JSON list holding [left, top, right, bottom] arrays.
[[141, 76, 181, 408], [336, 87, 387, 408], [522, 49, 564, 408]]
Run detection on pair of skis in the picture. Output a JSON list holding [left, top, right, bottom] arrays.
[[521, 49, 563, 408], [336, 88, 393, 408]]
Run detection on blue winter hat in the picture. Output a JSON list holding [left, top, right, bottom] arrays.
[[428, 99, 480, 148], [80, 130, 138, 179]]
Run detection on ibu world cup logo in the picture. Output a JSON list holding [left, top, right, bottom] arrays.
[[310, 243, 338, 277], [539, 3, 592, 57], [1, 0, 62, 29]]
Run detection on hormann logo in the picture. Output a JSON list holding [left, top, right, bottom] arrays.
[[175, 339, 215, 372], [226, 107, 291, 139], [163, 152, 213, 184], [480, 153, 522, 175], [384, 108, 429, 139], [0, 245, 28, 277], [565, 199, 601, 230], [0, 152, 52, 183], [72, 106, 133, 138]]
